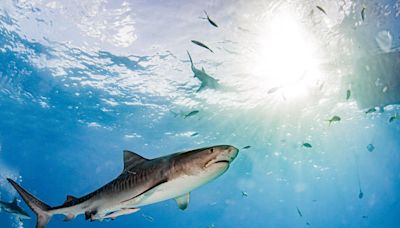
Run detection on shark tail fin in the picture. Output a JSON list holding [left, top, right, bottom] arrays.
[[7, 178, 52, 228], [186, 50, 194, 67]]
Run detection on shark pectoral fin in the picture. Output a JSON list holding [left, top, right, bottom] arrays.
[[175, 193, 190, 210], [196, 84, 206, 92], [63, 213, 75, 222], [102, 208, 140, 220], [123, 150, 149, 172]]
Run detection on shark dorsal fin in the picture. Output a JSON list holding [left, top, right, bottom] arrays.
[[123, 150, 148, 171], [201, 67, 205, 72], [64, 195, 78, 205]]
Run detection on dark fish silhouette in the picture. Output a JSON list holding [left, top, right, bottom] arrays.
[[355, 156, 364, 199], [190, 132, 199, 137], [242, 146, 251, 149], [184, 110, 200, 118], [367, 144, 375, 152], [241, 191, 248, 197], [346, 90, 351, 100], [302, 143, 312, 148], [316, 6, 327, 15], [389, 114, 398, 123], [327, 116, 341, 126], [191, 40, 214, 53], [296, 207, 303, 217], [187, 51, 220, 92], [203, 10, 218, 27], [365, 107, 376, 114], [361, 7, 366, 21]]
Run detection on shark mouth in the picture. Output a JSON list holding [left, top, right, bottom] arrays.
[[214, 160, 230, 164]]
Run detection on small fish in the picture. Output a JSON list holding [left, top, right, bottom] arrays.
[[296, 207, 303, 217], [346, 89, 351, 100], [358, 190, 364, 199], [203, 10, 218, 27], [302, 143, 312, 148], [316, 6, 327, 15], [382, 86, 388, 93], [242, 145, 251, 149], [327, 116, 341, 125], [141, 214, 154, 222], [366, 144, 375, 152], [190, 132, 199, 137], [389, 114, 398, 123], [361, 7, 366, 21], [365, 107, 376, 114], [184, 110, 200, 118], [241, 191, 248, 197], [267, 87, 280, 94], [306, 222, 311, 226], [191, 40, 214, 53], [362, 215, 368, 219]]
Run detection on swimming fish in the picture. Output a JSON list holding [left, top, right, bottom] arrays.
[[191, 40, 214, 53], [203, 10, 218, 27], [389, 114, 398, 123], [302, 143, 312, 148], [361, 7, 366, 21], [241, 191, 248, 197], [0, 197, 31, 221], [316, 6, 327, 15], [346, 89, 351, 100], [190, 132, 199, 137], [296, 207, 303, 217], [187, 51, 220, 92], [366, 144, 375, 152], [184, 110, 200, 118], [327, 115, 341, 126], [242, 145, 251, 149], [141, 214, 154, 222], [7, 145, 239, 227], [355, 156, 364, 200], [365, 107, 376, 114]]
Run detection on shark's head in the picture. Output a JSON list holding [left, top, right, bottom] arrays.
[[174, 145, 239, 176]]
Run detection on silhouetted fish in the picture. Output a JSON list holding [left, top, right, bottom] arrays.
[[316, 6, 327, 15], [302, 143, 312, 148], [365, 107, 376, 114], [367, 144, 375, 152], [327, 116, 341, 126], [267, 87, 280, 94], [191, 40, 214, 53], [361, 7, 366, 21], [346, 89, 351, 100], [184, 110, 200, 118], [296, 207, 303, 217], [203, 10, 218, 27], [242, 145, 251, 149]]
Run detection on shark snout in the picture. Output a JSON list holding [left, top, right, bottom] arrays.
[[214, 145, 239, 164]]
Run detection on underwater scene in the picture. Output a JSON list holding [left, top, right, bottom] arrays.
[[1, 0, 400, 227]]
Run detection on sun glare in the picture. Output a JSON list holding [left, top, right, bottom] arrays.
[[248, 11, 322, 101]]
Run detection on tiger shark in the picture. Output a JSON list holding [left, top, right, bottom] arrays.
[[0, 197, 31, 220], [187, 51, 220, 92], [7, 145, 238, 228]]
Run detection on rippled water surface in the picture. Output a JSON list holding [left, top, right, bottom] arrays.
[[1, 0, 400, 227]]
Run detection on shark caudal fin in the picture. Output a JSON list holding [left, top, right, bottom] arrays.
[[7, 178, 51, 228], [186, 50, 194, 67]]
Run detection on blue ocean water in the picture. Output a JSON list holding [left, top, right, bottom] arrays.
[[1, 0, 400, 227]]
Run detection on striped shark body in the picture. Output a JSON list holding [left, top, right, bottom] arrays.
[[7, 145, 238, 228]]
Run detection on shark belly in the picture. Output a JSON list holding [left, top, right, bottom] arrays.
[[132, 164, 228, 207]]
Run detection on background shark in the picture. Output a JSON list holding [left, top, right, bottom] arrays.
[[0, 197, 31, 221], [7, 145, 238, 228], [187, 51, 220, 92]]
